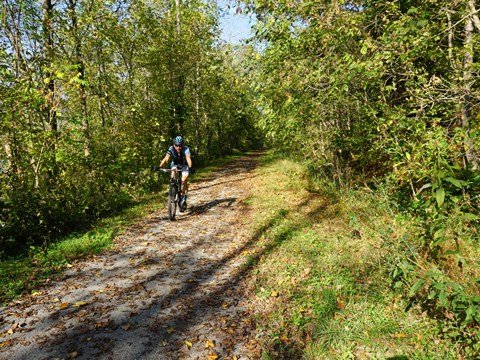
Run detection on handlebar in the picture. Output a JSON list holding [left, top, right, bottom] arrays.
[[158, 167, 183, 174], [155, 166, 194, 174]]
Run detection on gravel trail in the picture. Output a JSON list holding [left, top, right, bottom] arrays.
[[0, 153, 263, 360]]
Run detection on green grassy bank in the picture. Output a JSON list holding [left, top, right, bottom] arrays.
[[245, 152, 469, 359]]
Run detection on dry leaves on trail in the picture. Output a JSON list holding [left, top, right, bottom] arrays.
[[0, 153, 264, 360]]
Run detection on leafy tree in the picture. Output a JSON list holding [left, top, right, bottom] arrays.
[[0, 0, 261, 256]]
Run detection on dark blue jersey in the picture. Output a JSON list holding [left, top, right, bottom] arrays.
[[167, 145, 191, 166]]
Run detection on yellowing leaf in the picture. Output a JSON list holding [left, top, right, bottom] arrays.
[[207, 354, 219, 360], [393, 332, 407, 338], [2, 339, 15, 348], [185, 340, 193, 348], [270, 291, 279, 297], [221, 302, 231, 309], [205, 339, 215, 348], [59, 302, 70, 310], [73, 301, 87, 307], [68, 351, 79, 358], [167, 328, 176, 334]]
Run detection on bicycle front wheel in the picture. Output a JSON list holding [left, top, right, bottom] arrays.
[[168, 183, 178, 220]]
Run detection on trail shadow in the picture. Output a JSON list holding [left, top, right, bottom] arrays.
[[8, 201, 291, 359], [149, 197, 237, 222], [187, 197, 237, 216], [191, 174, 258, 192], [0, 152, 276, 360]]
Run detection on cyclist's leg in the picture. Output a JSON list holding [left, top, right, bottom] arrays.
[[181, 170, 189, 209], [181, 175, 188, 195], [170, 163, 176, 181]]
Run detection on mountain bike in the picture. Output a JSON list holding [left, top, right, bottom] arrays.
[[159, 167, 185, 220]]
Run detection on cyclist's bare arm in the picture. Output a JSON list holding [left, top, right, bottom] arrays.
[[159, 153, 171, 168]]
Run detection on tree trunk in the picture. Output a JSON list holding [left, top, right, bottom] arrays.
[[42, 0, 57, 189], [42, 0, 56, 133], [194, 61, 201, 154], [175, 0, 181, 36], [462, 3, 478, 170], [68, 0, 91, 159]]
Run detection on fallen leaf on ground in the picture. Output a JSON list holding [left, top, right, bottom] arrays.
[[59, 302, 70, 310], [221, 302, 231, 309], [73, 301, 87, 307], [185, 340, 193, 348], [207, 354, 219, 360], [205, 339, 215, 348], [0, 339, 14, 348]]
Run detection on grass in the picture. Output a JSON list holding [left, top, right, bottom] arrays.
[[243, 151, 465, 359], [0, 152, 248, 305], [1, 150, 473, 358]]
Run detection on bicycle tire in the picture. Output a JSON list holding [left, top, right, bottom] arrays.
[[168, 182, 178, 220]]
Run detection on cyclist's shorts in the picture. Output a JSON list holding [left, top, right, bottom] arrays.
[[172, 164, 190, 177]]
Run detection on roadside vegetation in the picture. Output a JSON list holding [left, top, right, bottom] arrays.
[[0, 153, 244, 305], [245, 151, 477, 359]]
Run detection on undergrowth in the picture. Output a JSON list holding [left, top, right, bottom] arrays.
[[246, 151, 470, 359]]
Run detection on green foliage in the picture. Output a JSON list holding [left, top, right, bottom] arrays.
[[246, 0, 480, 356], [0, 0, 263, 258]]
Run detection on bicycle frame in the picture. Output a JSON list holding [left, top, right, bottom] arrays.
[[160, 168, 183, 220]]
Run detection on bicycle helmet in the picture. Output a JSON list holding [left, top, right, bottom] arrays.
[[173, 136, 184, 146]]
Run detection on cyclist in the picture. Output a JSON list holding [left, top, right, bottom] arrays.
[[158, 136, 193, 211]]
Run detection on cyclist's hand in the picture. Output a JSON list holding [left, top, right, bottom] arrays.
[[152, 165, 160, 171], [189, 167, 195, 174]]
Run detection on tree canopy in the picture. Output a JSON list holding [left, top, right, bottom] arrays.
[[0, 0, 261, 255]]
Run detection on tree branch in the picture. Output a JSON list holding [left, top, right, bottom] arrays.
[[468, 0, 480, 32]]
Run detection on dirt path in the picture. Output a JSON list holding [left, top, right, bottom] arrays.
[[0, 153, 263, 360]]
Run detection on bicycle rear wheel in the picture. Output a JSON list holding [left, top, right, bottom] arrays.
[[168, 182, 178, 220]]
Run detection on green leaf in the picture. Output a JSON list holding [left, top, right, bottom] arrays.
[[360, 43, 368, 55], [464, 305, 477, 324], [459, 213, 479, 221], [438, 291, 448, 307], [417, 183, 432, 194], [409, 278, 425, 297], [444, 177, 464, 189], [435, 187, 445, 208]]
